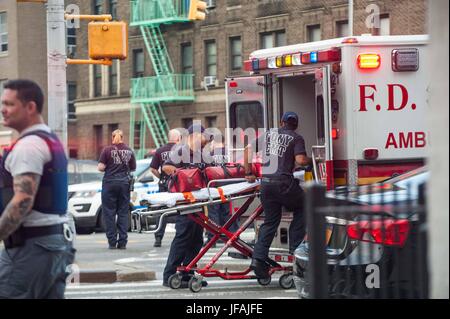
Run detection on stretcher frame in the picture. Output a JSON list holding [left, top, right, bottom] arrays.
[[130, 178, 294, 292]]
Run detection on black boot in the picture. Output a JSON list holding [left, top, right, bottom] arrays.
[[154, 236, 162, 247], [250, 258, 270, 279]]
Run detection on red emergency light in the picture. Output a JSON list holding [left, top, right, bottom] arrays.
[[332, 128, 339, 140], [243, 60, 252, 72], [229, 81, 238, 88]]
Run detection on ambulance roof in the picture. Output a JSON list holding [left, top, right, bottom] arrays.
[[250, 35, 429, 60]]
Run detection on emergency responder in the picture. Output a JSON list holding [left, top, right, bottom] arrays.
[[0, 79, 75, 299], [204, 134, 239, 247], [161, 123, 208, 288], [244, 111, 311, 279], [149, 129, 181, 247], [98, 129, 136, 250]]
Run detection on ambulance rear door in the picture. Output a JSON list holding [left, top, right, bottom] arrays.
[[225, 76, 270, 159], [313, 65, 334, 190]]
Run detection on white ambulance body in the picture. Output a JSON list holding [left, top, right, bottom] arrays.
[[226, 35, 429, 189]]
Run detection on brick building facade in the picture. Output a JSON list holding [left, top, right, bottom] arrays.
[[71, 0, 427, 159]]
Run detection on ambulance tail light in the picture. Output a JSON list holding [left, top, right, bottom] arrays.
[[363, 148, 379, 160], [229, 81, 238, 88], [358, 53, 381, 69]]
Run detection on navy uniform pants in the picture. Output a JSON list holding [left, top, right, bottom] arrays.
[[0, 233, 76, 299], [253, 178, 306, 261], [163, 214, 203, 284], [206, 202, 239, 241], [154, 182, 169, 240], [101, 180, 130, 247]]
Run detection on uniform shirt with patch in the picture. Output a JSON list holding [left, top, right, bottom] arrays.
[[150, 143, 176, 170], [99, 143, 136, 180], [165, 144, 207, 168], [252, 127, 306, 177], [4, 124, 68, 227]]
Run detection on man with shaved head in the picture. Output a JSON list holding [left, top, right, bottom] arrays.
[[149, 129, 181, 247]]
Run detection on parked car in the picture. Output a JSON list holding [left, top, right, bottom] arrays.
[[68, 159, 103, 185], [69, 158, 159, 234], [293, 166, 429, 299]]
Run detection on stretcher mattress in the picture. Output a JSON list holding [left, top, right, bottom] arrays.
[[138, 171, 305, 208]]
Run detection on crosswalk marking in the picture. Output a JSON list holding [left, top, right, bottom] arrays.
[[65, 279, 297, 299]]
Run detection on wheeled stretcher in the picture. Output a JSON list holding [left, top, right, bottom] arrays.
[[130, 177, 300, 293]]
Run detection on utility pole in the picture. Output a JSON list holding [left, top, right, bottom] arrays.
[[349, 0, 354, 36], [46, 0, 68, 153]]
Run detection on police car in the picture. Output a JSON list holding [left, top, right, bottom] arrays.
[[69, 158, 159, 234]]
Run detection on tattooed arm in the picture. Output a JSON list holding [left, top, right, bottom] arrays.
[[0, 173, 41, 241]]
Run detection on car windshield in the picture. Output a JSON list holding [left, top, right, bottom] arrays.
[[68, 160, 104, 185], [135, 159, 152, 177]]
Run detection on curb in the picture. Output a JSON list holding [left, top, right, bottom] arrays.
[[79, 270, 156, 284]]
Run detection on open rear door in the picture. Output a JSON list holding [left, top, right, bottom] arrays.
[[313, 65, 334, 190], [225, 76, 269, 161]]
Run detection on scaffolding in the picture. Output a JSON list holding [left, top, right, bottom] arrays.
[[129, 0, 195, 159]]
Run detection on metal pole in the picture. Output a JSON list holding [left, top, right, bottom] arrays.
[[46, 0, 68, 154], [349, 0, 354, 36]]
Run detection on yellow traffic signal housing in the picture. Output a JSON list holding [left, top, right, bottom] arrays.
[[188, 0, 207, 21], [88, 21, 128, 60]]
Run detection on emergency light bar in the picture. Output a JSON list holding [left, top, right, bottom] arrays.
[[244, 48, 341, 72]]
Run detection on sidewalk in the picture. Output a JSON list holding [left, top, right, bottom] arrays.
[[73, 226, 257, 284]]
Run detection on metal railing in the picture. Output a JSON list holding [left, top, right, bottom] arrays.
[[131, 74, 195, 103], [303, 182, 429, 299], [130, 0, 190, 26]]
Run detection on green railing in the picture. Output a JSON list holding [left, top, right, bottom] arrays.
[[131, 74, 195, 104], [130, 0, 190, 26]]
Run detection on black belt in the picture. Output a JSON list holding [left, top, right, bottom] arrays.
[[22, 223, 65, 239], [4, 223, 66, 249], [261, 175, 294, 183]]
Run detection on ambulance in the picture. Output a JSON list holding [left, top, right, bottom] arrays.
[[226, 35, 429, 190]]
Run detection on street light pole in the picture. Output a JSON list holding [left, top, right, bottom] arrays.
[[46, 0, 68, 154]]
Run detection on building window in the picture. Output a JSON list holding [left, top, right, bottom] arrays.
[[206, 116, 217, 128], [336, 20, 349, 38], [380, 14, 390, 35], [109, 0, 118, 20], [109, 61, 118, 95], [133, 49, 145, 78], [307, 24, 321, 42], [181, 43, 193, 74], [205, 40, 217, 77], [229, 36, 242, 71], [0, 12, 8, 53], [182, 118, 193, 129], [93, 0, 103, 15], [68, 83, 77, 120], [94, 65, 102, 97], [67, 27, 76, 58], [260, 30, 286, 49]]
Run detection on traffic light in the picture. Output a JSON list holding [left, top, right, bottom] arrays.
[[188, 0, 207, 21], [88, 21, 128, 60]]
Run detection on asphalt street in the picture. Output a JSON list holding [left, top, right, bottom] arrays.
[[67, 227, 298, 299]]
